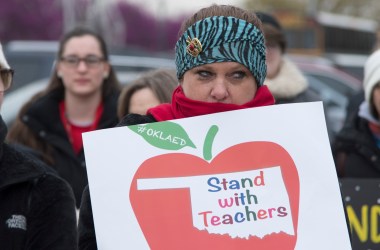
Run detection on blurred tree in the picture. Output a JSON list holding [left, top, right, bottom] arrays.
[[0, 0, 63, 41], [62, 0, 91, 32], [85, 0, 126, 48], [244, 0, 305, 13], [0, 0, 183, 53], [244, 0, 380, 20], [115, 1, 183, 52]]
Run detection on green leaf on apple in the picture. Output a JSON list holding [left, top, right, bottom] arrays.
[[203, 125, 219, 161], [128, 121, 196, 150]]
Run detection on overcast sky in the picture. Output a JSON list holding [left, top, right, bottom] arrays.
[[124, 0, 244, 19]]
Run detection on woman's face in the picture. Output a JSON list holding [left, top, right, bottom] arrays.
[[181, 61, 257, 105], [129, 87, 161, 115], [57, 35, 110, 98], [265, 41, 282, 79]]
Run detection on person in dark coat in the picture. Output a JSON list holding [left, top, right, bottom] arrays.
[[78, 4, 276, 249], [0, 42, 77, 249], [256, 12, 337, 141], [344, 88, 364, 125], [6, 27, 121, 208], [333, 49, 380, 177], [256, 11, 320, 105]]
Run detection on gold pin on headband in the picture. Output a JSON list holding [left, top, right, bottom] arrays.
[[186, 37, 202, 57]]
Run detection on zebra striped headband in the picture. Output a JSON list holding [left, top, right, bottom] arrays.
[[175, 16, 266, 86]]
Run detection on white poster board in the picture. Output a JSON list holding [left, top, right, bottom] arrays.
[[83, 102, 351, 249]]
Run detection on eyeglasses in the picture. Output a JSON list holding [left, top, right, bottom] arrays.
[[0, 68, 14, 92], [60, 55, 105, 68]]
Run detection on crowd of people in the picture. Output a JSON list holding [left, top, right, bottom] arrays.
[[0, 3, 373, 249]]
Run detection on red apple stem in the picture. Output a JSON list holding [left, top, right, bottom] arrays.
[[203, 125, 219, 160]]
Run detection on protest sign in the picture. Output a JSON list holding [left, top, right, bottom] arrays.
[[340, 178, 380, 249], [83, 102, 351, 249]]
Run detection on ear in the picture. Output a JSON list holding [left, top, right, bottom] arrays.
[[103, 63, 111, 79], [55, 60, 63, 78]]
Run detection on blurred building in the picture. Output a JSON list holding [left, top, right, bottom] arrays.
[[273, 10, 379, 79]]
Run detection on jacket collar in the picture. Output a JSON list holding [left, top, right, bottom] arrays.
[[264, 58, 308, 99], [25, 89, 119, 133]]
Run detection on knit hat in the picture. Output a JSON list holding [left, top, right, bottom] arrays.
[[363, 49, 380, 104], [0, 43, 10, 69], [175, 16, 266, 87], [256, 12, 286, 53]]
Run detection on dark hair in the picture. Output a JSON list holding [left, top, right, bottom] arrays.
[[117, 69, 177, 120], [179, 4, 262, 37], [7, 27, 120, 165], [257, 12, 286, 53]]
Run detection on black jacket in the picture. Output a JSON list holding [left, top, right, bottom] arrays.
[[0, 115, 77, 249], [22, 89, 119, 207], [333, 114, 380, 177], [274, 88, 320, 104], [78, 114, 156, 250]]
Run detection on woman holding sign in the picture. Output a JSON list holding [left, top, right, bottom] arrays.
[[78, 4, 275, 249]]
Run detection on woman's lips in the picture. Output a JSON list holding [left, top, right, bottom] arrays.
[[75, 78, 91, 84]]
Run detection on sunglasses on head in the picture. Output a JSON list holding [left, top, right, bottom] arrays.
[[0, 68, 14, 92]]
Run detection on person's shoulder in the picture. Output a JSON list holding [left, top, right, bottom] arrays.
[[117, 114, 157, 127], [2, 143, 71, 184], [27, 167, 75, 211], [105, 89, 121, 103], [22, 89, 62, 121], [34, 172, 74, 201], [4, 143, 57, 175], [334, 114, 366, 144], [2, 144, 74, 200]]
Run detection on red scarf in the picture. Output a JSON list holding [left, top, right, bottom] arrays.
[[369, 122, 380, 137], [59, 101, 104, 154], [148, 85, 275, 121]]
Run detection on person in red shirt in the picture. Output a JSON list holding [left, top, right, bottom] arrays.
[[7, 27, 121, 208]]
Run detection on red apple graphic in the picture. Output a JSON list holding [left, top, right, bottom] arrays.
[[130, 141, 299, 250]]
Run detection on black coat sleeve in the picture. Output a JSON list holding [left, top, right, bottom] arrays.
[[78, 185, 97, 250], [26, 174, 78, 250], [117, 113, 157, 127]]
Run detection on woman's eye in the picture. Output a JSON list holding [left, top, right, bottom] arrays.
[[197, 70, 212, 78], [231, 71, 246, 79]]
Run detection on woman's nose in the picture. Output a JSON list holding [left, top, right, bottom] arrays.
[[210, 78, 229, 101], [77, 60, 88, 71]]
